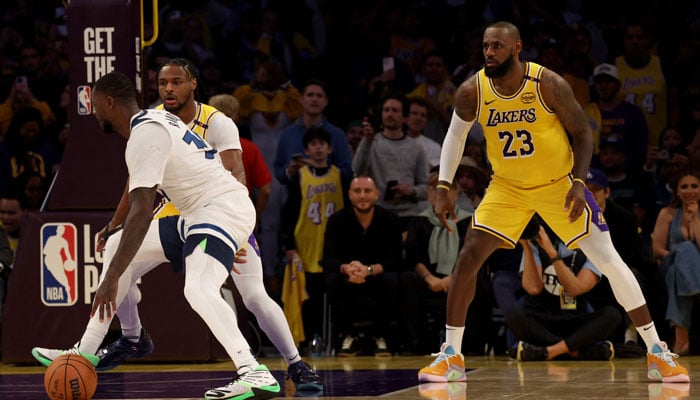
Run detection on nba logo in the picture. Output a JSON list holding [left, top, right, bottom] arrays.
[[40, 223, 78, 306], [77, 85, 91, 115]]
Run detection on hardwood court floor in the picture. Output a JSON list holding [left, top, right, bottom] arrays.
[[0, 354, 696, 399]]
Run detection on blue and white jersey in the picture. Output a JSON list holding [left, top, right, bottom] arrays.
[[126, 109, 248, 217]]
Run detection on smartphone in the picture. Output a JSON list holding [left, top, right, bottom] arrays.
[[291, 153, 304, 161], [384, 180, 398, 200], [658, 149, 670, 160], [382, 57, 395, 72], [14, 75, 28, 93]]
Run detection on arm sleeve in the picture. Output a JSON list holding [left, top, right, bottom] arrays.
[[438, 111, 473, 183]]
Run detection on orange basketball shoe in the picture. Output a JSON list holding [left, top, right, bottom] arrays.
[[418, 343, 467, 383], [647, 342, 690, 383]]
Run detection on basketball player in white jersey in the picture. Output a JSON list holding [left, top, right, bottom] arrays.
[[35, 71, 278, 400]]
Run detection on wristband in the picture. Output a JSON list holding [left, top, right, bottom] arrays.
[[572, 178, 585, 187], [550, 256, 562, 264], [436, 184, 451, 191]]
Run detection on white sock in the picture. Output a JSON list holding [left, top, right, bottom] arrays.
[[446, 325, 464, 354], [636, 322, 661, 352]]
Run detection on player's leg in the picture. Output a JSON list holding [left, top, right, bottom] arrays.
[[232, 234, 322, 391], [183, 196, 280, 399], [419, 179, 530, 382], [542, 177, 689, 383], [578, 228, 689, 382], [92, 218, 173, 370], [183, 233, 280, 399]]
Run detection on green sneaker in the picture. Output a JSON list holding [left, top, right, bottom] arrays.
[[205, 364, 281, 399], [31, 346, 100, 368]]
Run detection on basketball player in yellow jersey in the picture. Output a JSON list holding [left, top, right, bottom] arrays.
[[418, 21, 688, 384]]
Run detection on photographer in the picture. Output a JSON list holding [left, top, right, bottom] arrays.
[[506, 215, 622, 361]]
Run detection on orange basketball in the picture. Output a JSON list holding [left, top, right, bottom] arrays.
[[44, 353, 97, 400]]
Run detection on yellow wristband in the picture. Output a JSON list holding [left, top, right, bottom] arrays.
[[436, 184, 451, 191], [572, 178, 585, 186]]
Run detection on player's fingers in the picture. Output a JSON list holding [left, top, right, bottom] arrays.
[[231, 265, 241, 275]]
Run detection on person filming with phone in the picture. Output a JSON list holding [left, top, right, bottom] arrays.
[[353, 92, 430, 235], [0, 74, 55, 137]]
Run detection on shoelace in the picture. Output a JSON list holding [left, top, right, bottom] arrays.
[[654, 349, 680, 367], [429, 348, 450, 367], [64, 347, 81, 355]]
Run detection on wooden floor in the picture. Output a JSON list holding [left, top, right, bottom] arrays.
[[0, 353, 696, 399]]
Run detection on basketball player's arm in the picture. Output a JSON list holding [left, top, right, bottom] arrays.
[[219, 149, 246, 186], [91, 187, 156, 321], [540, 69, 592, 222], [435, 77, 477, 231]]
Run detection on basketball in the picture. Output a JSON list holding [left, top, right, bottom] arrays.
[[44, 354, 97, 400]]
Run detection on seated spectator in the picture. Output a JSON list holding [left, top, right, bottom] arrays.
[[401, 174, 471, 354], [280, 126, 349, 348], [454, 156, 489, 214], [651, 169, 700, 355], [15, 169, 46, 211], [0, 191, 23, 253], [598, 137, 655, 233], [507, 216, 622, 361], [322, 176, 402, 357], [0, 107, 59, 195]]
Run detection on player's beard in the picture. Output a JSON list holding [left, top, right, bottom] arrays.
[[484, 54, 516, 78], [163, 92, 192, 115]]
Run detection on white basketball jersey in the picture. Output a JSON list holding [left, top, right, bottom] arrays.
[[126, 109, 247, 216]]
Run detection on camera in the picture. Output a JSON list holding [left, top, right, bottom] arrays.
[[658, 149, 670, 160], [14, 75, 28, 93]]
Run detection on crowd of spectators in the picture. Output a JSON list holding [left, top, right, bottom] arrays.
[[1, 0, 700, 357]]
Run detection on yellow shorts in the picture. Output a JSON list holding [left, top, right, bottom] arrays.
[[473, 175, 602, 249]]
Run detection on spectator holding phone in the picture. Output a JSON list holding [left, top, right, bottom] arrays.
[[352, 92, 429, 233], [0, 74, 55, 137]]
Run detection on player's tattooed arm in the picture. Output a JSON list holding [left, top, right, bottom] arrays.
[[453, 75, 479, 122]]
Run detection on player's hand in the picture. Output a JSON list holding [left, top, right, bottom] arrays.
[[434, 189, 457, 232], [231, 247, 248, 274], [564, 181, 586, 222], [91, 276, 118, 322]]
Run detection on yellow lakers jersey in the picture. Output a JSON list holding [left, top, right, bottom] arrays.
[[615, 55, 667, 146], [153, 102, 222, 218], [295, 166, 344, 273], [475, 62, 573, 187]]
